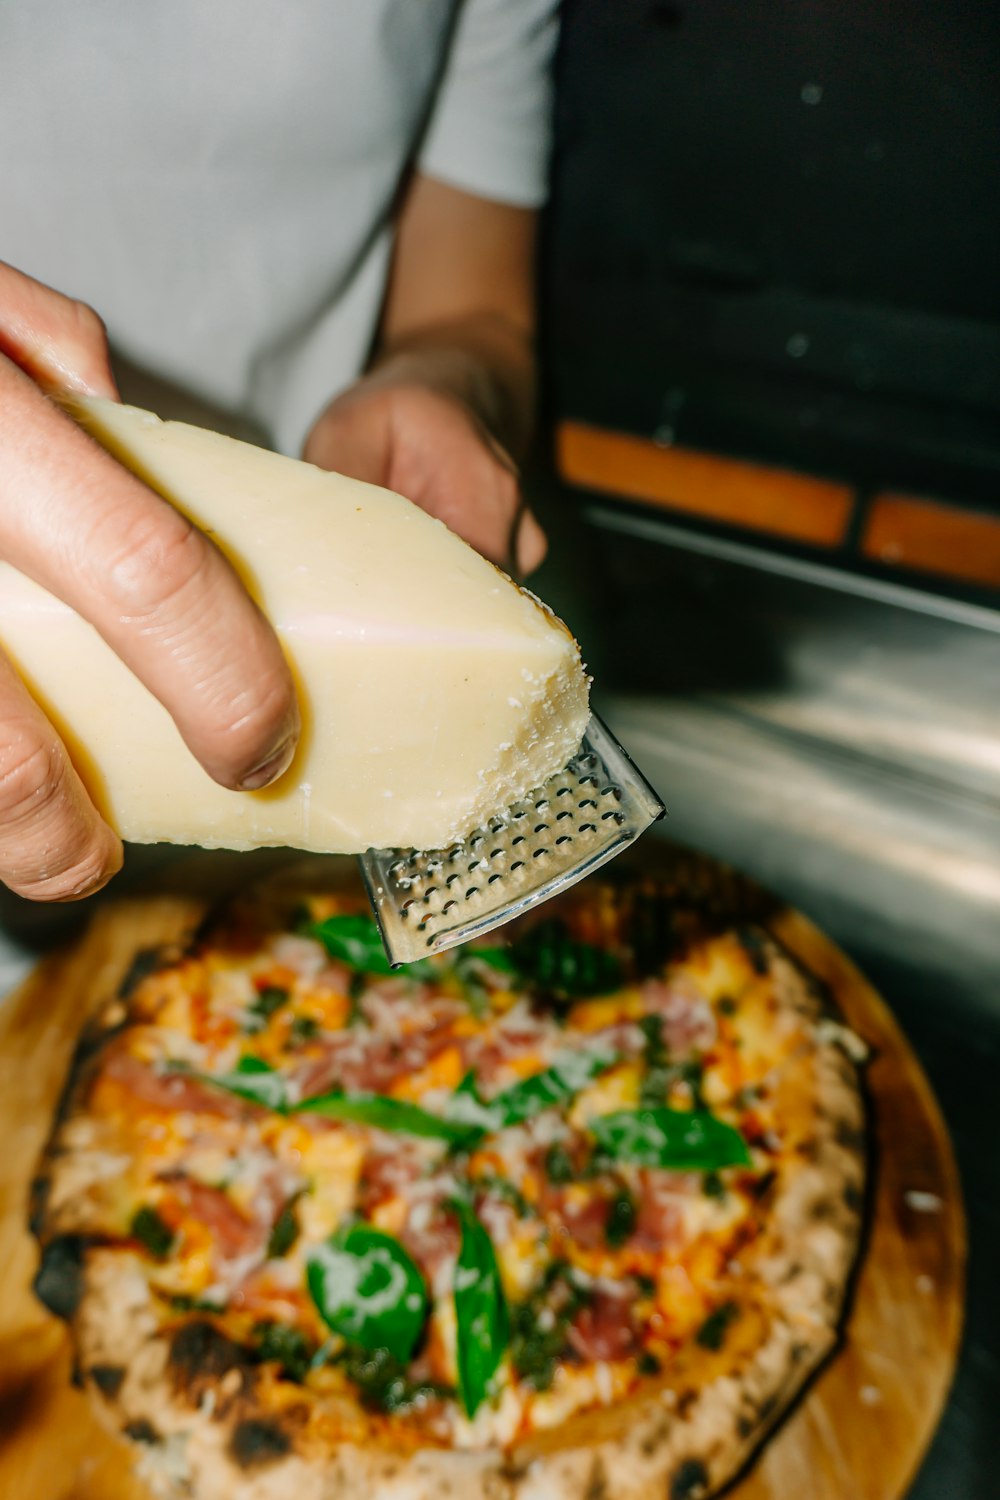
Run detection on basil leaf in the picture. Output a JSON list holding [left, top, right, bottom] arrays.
[[190, 1057, 291, 1112], [589, 1108, 751, 1170], [306, 1225, 428, 1362], [308, 914, 434, 979], [293, 1089, 480, 1147], [266, 1198, 301, 1259], [452, 1202, 508, 1417], [444, 1049, 616, 1140], [510, 920, 622, 999], [491, 1046, 617, 1127]]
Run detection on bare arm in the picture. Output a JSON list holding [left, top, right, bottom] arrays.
[[304, 174, 546, 573]]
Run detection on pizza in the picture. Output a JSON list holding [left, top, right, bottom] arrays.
[[31, 856, 866, 1500]]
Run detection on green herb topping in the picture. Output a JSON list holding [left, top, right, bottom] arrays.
[[509, 920, 622, 1000], [308, 914, 434, 980], [253, 1321, 314, 1381], [452, 1199, 509, 1417], [510, 1261, 589, 1392], [605, 1186, 637, 1247], [245, 985, 289, 1030], [306, 1225, 428, 1363], [695, 1301, 739, 1352], [130, 1204, 175, 1259], [336, 1345, 452, 1414], [292, 1089, 481, 1148], [589, 1108, 751, 1171], [289, 1014, 319, 1046], [266, 1198, 301, 1259]]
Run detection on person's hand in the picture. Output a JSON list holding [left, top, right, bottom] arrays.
[[0, 262, 300, 901], [304, 376, 547, 576]]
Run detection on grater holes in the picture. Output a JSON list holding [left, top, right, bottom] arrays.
[[556, 809, 572, 821], [602, 809, 626, 824], [601, 786, 622, 801], [556, 786, 572, 798], [442, 899, 458, 915], [511, 859, 525, 871], [512, 834, 525, 847], [534, 823, 549, 834], [446, 872, 462, 887], [579, 822, 597, 833], [490, 848, 504, 860], [555, 834, 573, 846], [488, 872, 503, 885], [579, 797, 597, 809], [533, 847, 549, 859]]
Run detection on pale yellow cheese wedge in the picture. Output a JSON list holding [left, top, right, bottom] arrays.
[[0, 399, 590, 853]]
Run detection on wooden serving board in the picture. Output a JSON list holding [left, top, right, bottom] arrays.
[[0, 853, 965, 1500]]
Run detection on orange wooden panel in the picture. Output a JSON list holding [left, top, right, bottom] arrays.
[[863, 492, 1000, 589], [557, 421, 854, 547]]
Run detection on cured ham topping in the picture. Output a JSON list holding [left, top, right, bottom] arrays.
[[640, 977, 717, 1055], [102, 1049, 250, 1120], [162, 1177, 263, 1263], [568, 1288, 638, 1363], [632, 1170, 696, 1251]]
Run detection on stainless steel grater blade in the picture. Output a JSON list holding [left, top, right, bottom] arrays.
[[359, 714, 665, 965]]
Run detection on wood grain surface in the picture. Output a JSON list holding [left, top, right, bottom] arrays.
[[0, 852, 965, 1500]]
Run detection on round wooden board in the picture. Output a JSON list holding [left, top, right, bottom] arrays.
[[0, 851, 965, 1500]]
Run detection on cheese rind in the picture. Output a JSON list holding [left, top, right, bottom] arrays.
[[0, 400, 590, 853]]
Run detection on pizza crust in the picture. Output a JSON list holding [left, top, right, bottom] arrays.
[[67, 1247, 834, 1500]]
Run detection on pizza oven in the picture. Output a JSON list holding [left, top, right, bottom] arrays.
[[538, 3, 1000, 1495]]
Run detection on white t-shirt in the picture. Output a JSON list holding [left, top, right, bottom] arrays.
[[0, 0, 556, 455]]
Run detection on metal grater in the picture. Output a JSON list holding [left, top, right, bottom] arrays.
[[359, 714, 665, 965]]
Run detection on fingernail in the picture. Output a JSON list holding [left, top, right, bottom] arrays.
[[238, 735, 297, 791]]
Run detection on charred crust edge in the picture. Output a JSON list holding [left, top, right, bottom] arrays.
[[33, 1234, 89, 1321], [670, 1457, 710, 1499], [168, 1319, 254, 1393], [89, 1363, 126, 1397], [123, 1417, 161, 1445], [230, 1417, 293, 1468]]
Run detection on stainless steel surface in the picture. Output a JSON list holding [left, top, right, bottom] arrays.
[[361, 715, 664, 964]]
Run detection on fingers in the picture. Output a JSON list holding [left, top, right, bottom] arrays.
[[0, 649, 122, 900], [0, 260, 119, 399], [0, 359, 299, 790]]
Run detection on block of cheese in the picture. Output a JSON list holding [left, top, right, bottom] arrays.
[[0, 399, 590, 853]]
